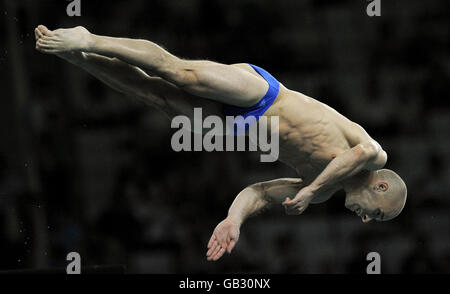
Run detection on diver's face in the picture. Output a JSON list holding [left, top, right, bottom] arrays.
[[345, 187, 386, 223]]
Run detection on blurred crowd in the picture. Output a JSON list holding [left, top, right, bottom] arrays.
[[0, 0, 449, 273]]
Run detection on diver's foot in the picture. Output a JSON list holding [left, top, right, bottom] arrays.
[[35, 25, 93, 54]]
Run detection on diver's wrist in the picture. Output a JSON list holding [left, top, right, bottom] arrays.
[[226, 214, 243, 227], [306, 183, 321, 197]]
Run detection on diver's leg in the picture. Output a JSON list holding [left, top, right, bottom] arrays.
[[35, 25, 269, 107]]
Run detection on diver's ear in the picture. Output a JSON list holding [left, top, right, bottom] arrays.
[[374, 181, 389, 192]]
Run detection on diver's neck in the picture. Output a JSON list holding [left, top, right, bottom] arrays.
[[342, 170, 373, 194]]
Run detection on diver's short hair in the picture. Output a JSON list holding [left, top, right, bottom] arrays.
[[374, 169, 407, 221]]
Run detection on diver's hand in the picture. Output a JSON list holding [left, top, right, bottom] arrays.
[[206, 218, 240, 261], [282, 185, 315, 215]]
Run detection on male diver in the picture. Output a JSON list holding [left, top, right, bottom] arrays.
[[34, 25, 407, 261]]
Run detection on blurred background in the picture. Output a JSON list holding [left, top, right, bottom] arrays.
[[0, 0, 449, 274]]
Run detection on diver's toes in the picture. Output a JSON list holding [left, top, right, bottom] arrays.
[[39, 25, 53, 36]]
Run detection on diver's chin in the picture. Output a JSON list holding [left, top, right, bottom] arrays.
[[344, 194, 356, 208]]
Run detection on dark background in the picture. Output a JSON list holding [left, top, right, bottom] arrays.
[[0, 0, 448, 273]]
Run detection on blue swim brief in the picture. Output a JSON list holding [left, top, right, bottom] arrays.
[[223, 63, 280, 136]]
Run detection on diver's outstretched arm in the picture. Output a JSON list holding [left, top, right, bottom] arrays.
[[206, 178, 304, 261]]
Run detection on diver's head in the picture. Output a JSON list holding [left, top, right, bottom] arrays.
[[344, 169, 407, 222]]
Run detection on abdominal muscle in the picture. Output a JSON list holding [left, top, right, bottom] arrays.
[[254, 85, 364, 204], [267, 88, 352, 159]]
